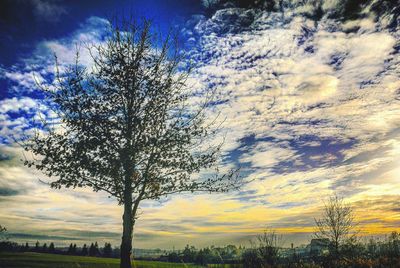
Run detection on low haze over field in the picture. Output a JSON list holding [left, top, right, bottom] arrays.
[[0, 0, 399, 249]]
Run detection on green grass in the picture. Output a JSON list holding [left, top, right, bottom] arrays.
[[0, 252, 206, 268]]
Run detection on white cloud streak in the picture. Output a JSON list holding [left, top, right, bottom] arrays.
[[0, 7, 399, 247]]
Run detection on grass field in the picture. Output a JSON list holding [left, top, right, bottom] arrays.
[[0, 252, 208, 268]]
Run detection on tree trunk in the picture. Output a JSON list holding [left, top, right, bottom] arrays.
[[120, 169, 142, 268], [120, 197, 133, 268]]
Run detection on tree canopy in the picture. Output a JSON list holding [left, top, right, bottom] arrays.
[[23, 18, 240, 268]]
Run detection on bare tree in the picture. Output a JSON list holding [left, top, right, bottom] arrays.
[[23, 19, 239, 268], [314, 194, 357, 258], [256, 229, 281, 266], [243, 228, 281, 267]]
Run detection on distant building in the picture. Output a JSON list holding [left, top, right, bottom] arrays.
[[132, 248, 168, 259], [309, 238, 330, 256], [279, 245, 308, 258]]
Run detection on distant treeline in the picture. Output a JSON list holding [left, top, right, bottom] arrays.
[[162, 244, 243, 265], [0, 240, 243, 264], [0, 240, 118, 258]]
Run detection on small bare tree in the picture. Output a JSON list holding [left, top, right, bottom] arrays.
[[243, 228, 281, 267], [23, 18, 239, 268], [314, 194, 357, 257], [256, 229, 281, 266]]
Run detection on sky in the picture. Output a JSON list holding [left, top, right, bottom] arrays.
[[0, 0, 399, 249]]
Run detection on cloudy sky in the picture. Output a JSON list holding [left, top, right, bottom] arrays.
[[0, 0, 399, 249]]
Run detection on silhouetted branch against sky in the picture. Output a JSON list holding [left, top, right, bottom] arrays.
[[314, 194, 358, 256]]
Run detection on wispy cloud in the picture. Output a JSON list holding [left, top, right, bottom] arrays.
[[0, 1, 399, 248], [31, 0, 67, 22]]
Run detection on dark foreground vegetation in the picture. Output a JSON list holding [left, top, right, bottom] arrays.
[[241, 232, 400, 268]]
